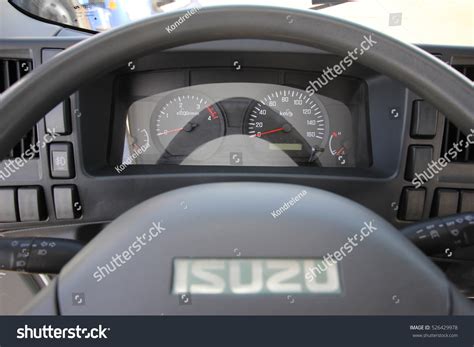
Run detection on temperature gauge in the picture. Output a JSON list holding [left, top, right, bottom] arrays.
[[329, 131, 350, 166]]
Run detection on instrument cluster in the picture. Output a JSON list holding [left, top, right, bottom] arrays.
[[123, 83, 362, 168]]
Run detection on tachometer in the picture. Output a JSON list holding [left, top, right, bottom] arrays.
[[245, 88, 329, 163], [150, 91, 226, 159]]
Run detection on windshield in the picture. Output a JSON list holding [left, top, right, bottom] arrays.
[[9, 0, 474, 46]]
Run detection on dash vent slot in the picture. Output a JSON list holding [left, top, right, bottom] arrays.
[[0, 58, 38, 160]]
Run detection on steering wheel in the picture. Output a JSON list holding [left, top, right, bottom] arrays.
[[2, 6, 473, 315]]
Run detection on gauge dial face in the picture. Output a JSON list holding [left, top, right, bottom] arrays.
[[245, 88, 329, 163], [151, 92, 226, 158]]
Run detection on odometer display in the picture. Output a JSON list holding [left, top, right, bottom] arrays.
[[245, 88, 329, 164]]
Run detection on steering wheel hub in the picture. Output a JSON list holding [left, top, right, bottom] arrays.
[[54, 183, 455, 315]]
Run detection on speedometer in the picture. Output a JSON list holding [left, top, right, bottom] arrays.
[[245, 88, 329, 164]]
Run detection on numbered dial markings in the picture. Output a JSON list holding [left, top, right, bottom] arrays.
[[151, 93, 225, 157], [246, 89, 329, 161]]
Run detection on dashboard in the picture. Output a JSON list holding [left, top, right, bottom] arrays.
[[0, 38, 472, 232]]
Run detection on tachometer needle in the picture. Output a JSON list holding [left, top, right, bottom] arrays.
[[157, 127, 183, 136], [250, 127, 285, 138]]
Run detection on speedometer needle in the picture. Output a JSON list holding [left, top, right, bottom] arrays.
[[250, 127, 285, 138]]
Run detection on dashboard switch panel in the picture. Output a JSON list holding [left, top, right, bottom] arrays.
[[49, 143, 75, 179], [18, 187, 46, 222], [410, 100, 438, 138], [399, 187, 426, 221], [0, 188, 17, 222], [53, 186, 81, 220]]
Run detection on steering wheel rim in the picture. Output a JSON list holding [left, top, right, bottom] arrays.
[[2, 5, 471, 314]]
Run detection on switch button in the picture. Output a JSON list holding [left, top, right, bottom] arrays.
[[0, 189, 17, 222], [53, 186, 82, 220], [411, 100, 438, 138], [45, 100, 71, 135], [399, 187, 426, 221], [49, 143, 75, 179], [18, 187, 47, 222]]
